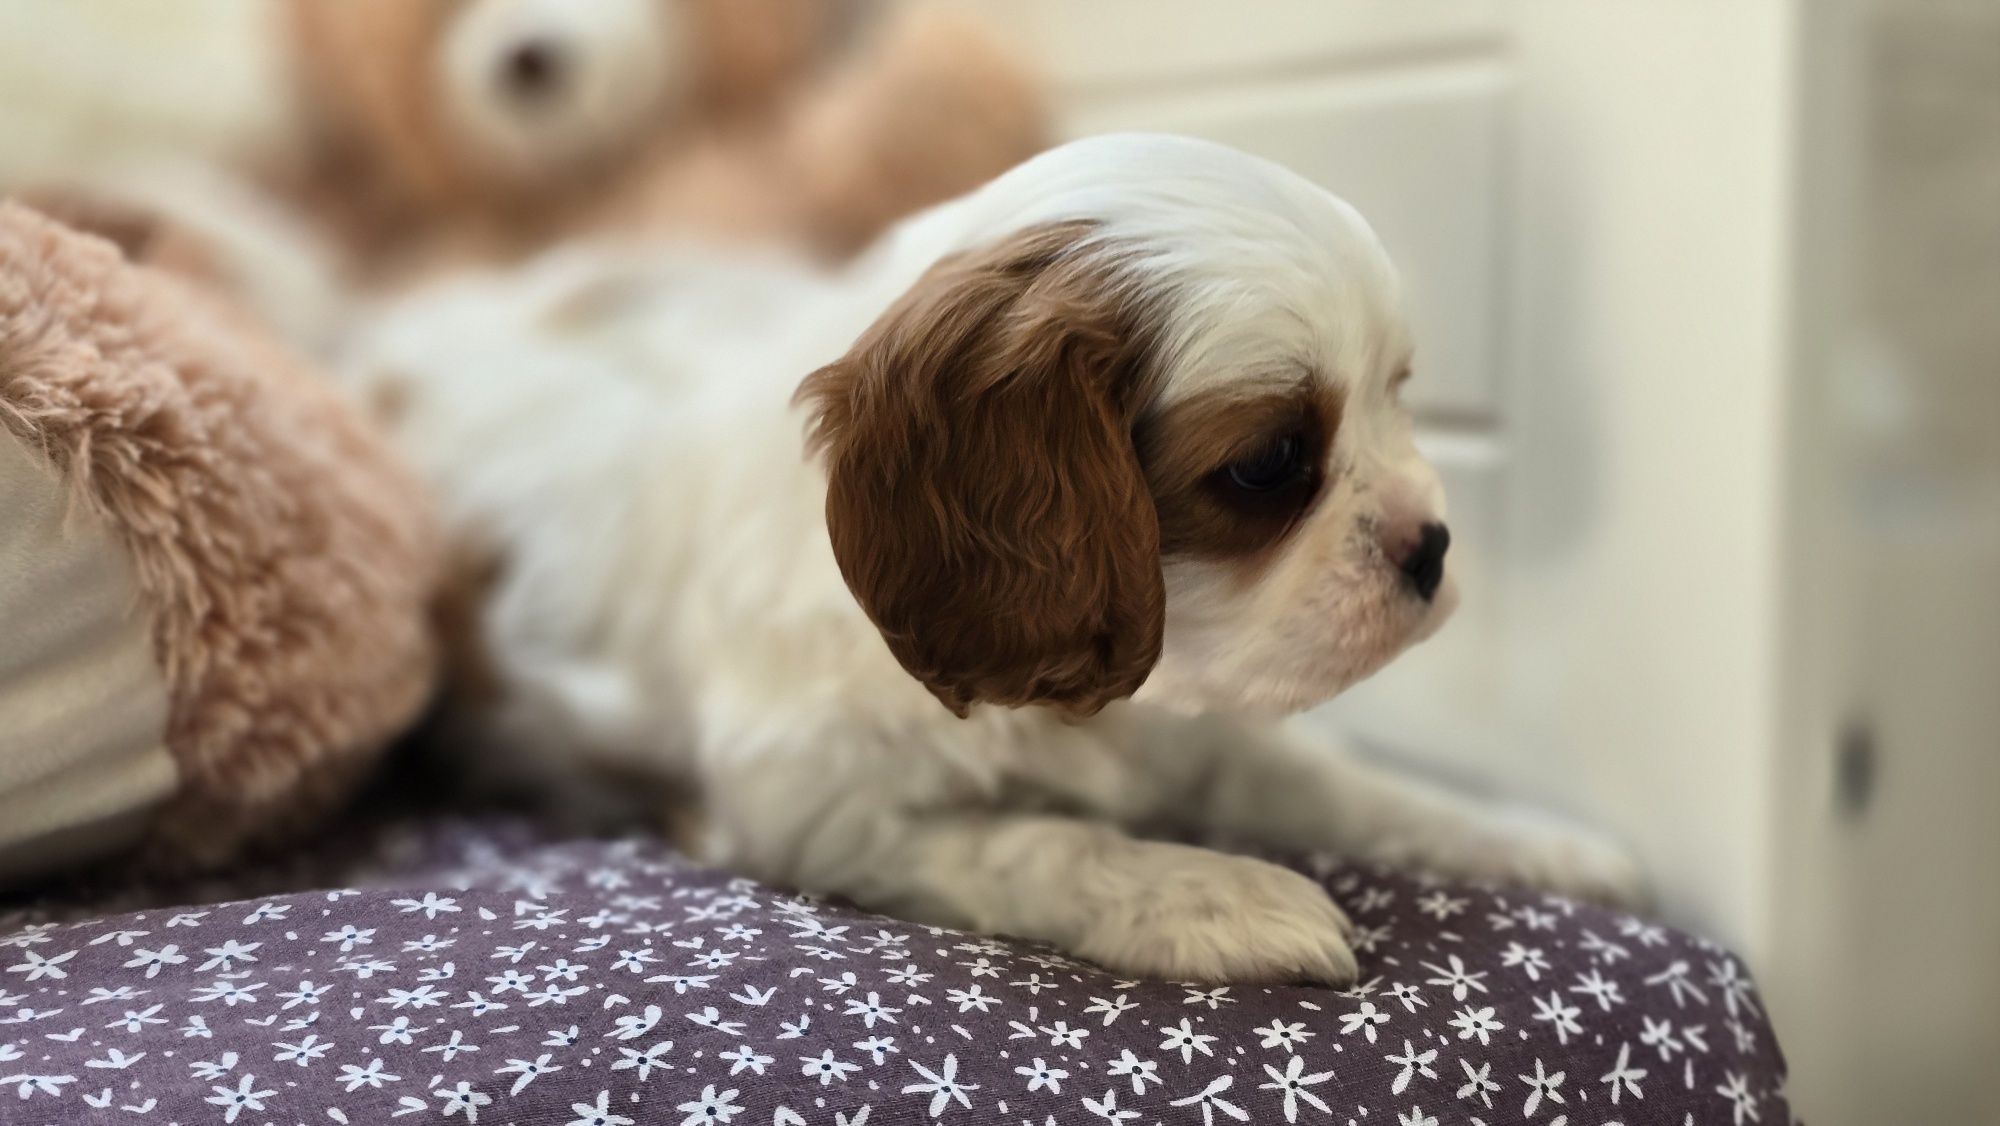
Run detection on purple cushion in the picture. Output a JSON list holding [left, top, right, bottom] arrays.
[[0, 819, 1791, 1125]]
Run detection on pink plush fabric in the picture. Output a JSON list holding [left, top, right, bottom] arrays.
[[0, 202, 440, 870]]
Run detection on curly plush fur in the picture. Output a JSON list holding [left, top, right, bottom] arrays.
[[0, 203, 441, 870]]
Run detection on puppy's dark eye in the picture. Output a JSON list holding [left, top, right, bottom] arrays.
[[1223, 432, 1308, 493]]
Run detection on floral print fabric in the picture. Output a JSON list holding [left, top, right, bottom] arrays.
[[0, 820, 1790, 1125]]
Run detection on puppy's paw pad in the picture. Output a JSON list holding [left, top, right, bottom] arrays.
[[1078, 855, 1358, 985]]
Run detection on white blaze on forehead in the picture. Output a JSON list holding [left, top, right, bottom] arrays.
[[902, 133, 1412, 406]]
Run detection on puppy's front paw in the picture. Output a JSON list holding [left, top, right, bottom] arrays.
[[1476, 813, 1649, 911], [1075, 850, 1357, 985]]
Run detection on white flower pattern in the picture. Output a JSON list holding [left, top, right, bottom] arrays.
[[0, 820, 1790, 1124]]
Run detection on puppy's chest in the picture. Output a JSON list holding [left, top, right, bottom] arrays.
[[952, 707, 1160, 818]]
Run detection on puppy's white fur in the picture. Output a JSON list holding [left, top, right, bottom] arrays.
[[348, 134, 1640, 983]]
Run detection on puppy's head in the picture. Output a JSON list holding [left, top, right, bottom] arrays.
[[800, 134, 1455, 718]]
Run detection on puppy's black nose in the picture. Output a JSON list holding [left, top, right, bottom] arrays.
[[1397, 521, 1450, 602]]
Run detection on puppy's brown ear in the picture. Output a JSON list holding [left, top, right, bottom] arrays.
[[798, 223, 1163, 718]]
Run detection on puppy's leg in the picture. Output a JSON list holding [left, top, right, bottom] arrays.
[[706, 740, 1359, 985], [839, 813, 1358, 985], [1137, 714, 1646, 907]]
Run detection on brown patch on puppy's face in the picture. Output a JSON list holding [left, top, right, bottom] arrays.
[[1138, 383, 1343, 567]]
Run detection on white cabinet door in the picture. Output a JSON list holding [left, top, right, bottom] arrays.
[[1063, 66, 1507, 419], [965, 0, 1500, 91]]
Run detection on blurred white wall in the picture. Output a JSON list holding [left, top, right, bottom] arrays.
[[0, 0, 289, 183], [1487, 0, 1797, 961]]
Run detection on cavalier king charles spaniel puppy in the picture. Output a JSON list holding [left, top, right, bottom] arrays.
[[351, 133, 1641, 983]]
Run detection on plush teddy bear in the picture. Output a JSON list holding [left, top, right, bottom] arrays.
[[276, 0, 1048, 283], [0, 200, 441, 882]]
